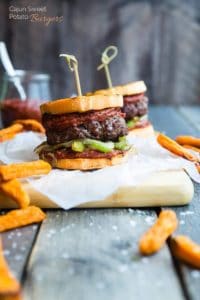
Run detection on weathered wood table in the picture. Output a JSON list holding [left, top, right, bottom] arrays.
[[1, 105, 200, 300]]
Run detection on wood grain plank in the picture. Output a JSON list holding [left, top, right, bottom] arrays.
[[1, 223, 39, 281], [23, 209, 184, 300], [150, 105, 200, 300]]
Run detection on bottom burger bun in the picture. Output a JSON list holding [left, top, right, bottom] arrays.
[[128, 123, 154, 138], [42, 152, 130, 170]]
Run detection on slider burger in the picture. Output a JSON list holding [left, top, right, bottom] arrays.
[[35, 95, 131, 170], [87, 81, 153, 136]]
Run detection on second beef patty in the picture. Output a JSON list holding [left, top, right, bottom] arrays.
[[43, 108, 128, 144]]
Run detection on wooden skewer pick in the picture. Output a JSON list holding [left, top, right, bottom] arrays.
[[97, 46, 118, 88], [59, 54, 82, 96]]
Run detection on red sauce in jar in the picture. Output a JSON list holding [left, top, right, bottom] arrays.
[[1, 99, 42, 127]]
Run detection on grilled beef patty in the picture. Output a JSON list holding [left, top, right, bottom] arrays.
[[43, 108, 128, 145], [42, 108, 124, 130], [123, 94, 148, 120], [46, 116, 127, 144]]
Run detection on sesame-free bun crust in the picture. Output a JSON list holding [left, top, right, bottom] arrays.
[[86, 81, 147, 97], [40, 95, 123, 115], [44, 152, 129, 170], [128, 123, 154, 137]]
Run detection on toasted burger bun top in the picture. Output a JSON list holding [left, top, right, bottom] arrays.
[[40, 95, 123, 115], [86, 81, 147, 97]]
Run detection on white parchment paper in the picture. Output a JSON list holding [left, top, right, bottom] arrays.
[[0, 132, 199, 209]]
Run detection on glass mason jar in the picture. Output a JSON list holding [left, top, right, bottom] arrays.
[[0, 70, 51, 127]]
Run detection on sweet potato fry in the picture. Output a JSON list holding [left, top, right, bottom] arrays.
[[183, 144, 200, 153], [170, 235, 200, 269], [13, 119, 45, 134], [0, 237, 20, 295], [157, 133, 199, 162], [0, 133, 16, 143], [176, 136, 200, 148], [0, 179, 30, 208], [0, 294, 22, 300], [0, 206, 46, 232], [0, 125, 23, 143], [196, 163, 200, 173], [0, 124, 23, 136], [0, 160, 51, 182], [139, 210, 178, 255]]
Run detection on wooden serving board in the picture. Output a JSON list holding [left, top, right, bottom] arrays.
[[0, 170, 194, 209]]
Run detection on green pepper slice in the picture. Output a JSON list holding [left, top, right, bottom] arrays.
[[84, 139, 114, 153], [115, 136, 130, 151], [72, 140, 85, 152]]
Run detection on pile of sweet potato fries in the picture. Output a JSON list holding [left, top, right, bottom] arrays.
[[0, 159, 51, 299], [0, 120, 49, 299], [154, 134, 200, 267], [157, 133, 200, 173]]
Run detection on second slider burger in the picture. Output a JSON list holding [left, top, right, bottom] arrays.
[[35, 94, 131, 170], [87, 81, 153, 136]]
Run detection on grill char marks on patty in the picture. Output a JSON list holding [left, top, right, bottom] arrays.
[[122, 93, 148, 120], [43, 108, 124, 129], [42, 108, 128, 145]]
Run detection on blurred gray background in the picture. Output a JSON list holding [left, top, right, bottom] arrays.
[[0, 0, 200, 104]]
